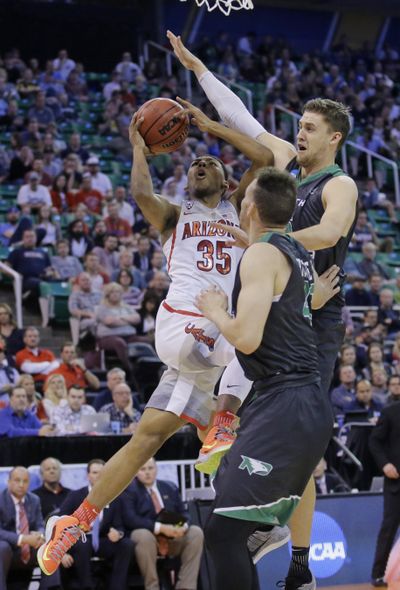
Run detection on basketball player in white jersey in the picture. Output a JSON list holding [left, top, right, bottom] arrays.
[[37, 100, 273, 576]]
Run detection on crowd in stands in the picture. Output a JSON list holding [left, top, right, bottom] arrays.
[[194, 32, 400, 182], [0, 34, 400, 497], [0, 322, 146, 437], [0, 457, 204, 589]]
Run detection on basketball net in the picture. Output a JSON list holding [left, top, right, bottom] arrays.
[[180, 0, 254, 16]]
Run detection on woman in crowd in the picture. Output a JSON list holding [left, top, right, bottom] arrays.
[[362, 342, 393, 381], [0, 335, 19, 403], [0, 303, 24, 356], [50, 174, 73, 213], [35, 204, 60, 246], [37, 373, 68, 421], [116, 269, 143, 307], [135, 290, 161, 346], [18, 373, 42, 415], [95, 282, 140, 374], [63, 153, 83, 193]]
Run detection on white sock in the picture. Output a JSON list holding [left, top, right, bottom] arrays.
[[218, 356, 253, 405], [198, 70, 266, 139]]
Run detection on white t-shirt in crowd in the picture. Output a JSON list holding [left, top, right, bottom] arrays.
[[17, 184, 52, 208]]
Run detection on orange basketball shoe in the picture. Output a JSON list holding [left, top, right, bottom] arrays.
[[195, 411, 239, 475], [37, 515, 86, 575]]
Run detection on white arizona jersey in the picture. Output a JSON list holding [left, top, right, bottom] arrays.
[[163, 198, 242, 314]]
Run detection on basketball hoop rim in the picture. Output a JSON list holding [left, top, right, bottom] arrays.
[[179, 0, 254, 17]]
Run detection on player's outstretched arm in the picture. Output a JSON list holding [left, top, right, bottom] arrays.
[[195, 243, 277, 354], [311, 265, 340, 310], [290, 176, 358, 250], [167, 30, 296, 170], [177, 96, 272, 168], [130, 114, 180, 234]]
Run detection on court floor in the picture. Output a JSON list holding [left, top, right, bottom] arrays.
[[321, 585, 373, 589]]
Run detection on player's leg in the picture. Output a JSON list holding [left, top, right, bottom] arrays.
[[207, 381, 331, 590], [198, 352, 292, 560], [196, 355, 252, 474], [313, 316, 346, 399], [205, 511, 260, 590], [38, 406, 185, 576], [286, 478, 316, 587], [284, 317, 344, 587], [385, 537, 400, 589]]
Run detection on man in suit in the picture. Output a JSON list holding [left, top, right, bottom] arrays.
[[122, 457, 203, 590], [33, 458, 71, 520], [0, 466, 44, 589], [312, 458, 349, 495], [59, 458, 133, 590], [370, 402, 400, 587]]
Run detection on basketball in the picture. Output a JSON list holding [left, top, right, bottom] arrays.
[[137, 97, 189, 154]]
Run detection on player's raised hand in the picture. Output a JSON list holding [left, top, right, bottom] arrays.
[[129, 113, 151, 155], [166, 31, 206, 76], [176, 97, 212, 133], [210, 222, 250, 249], [195, 286, 228, 319]]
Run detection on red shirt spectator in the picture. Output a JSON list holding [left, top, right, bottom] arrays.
[[48, 343, 100, 391], [72, 173, 103, 214], [16, 327, 60, 383], [104, 200, 132, 241], [104, 216, 132, 238], [50, 174, 75, 213]]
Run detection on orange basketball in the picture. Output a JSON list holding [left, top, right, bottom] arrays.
[[137, 98, 189, 154]]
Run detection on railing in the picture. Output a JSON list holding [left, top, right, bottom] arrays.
[[0, 459, 212, 502], [0, 262, 22, 328], [141, 40, 192, 101], [335, 422, 377, 473], [141, 41, 253, 114], [269, 104, 400, 206]]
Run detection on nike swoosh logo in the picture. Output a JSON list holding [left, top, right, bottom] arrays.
[[202, 441, 219, 450], [42, 544, 52, 562], [226, 384, 238, 388]]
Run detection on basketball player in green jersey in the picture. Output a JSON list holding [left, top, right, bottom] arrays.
[[168, 31, 358, 590]]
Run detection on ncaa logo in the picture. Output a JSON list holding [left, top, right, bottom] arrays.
[[309, 512, 347, 578]]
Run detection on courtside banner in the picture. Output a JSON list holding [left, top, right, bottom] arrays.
[[257, 493, 386, 588]]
